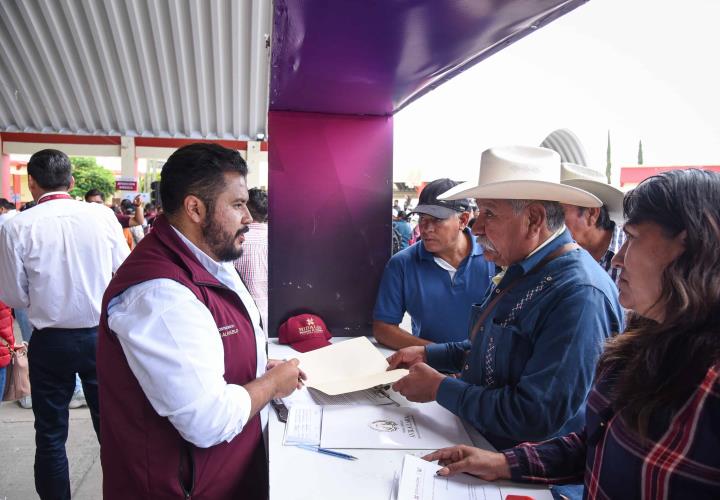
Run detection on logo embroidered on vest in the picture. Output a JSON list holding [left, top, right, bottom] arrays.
[[297, 317, 324, 336], [218, 324, 239, 337]]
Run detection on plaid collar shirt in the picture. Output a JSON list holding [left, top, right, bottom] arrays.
[[503, 362, 720, 499], [598, 224, 625, 286], [233, 222, 268, 331]]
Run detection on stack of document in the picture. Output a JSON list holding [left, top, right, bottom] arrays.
[[283, 405, 322, 446], [395, 455, 502, 500], [320, 404, 472, 450]]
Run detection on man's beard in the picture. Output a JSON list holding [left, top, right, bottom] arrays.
[[202, 213, 249, 262]]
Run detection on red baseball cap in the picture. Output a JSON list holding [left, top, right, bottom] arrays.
[[278, 314, 332, 353]]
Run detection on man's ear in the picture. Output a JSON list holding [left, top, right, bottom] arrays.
[[68, 176, 76, 191], [183, 195, 207, 224], [525, 202, 546, 236], [586, 206, 601, 227], [458, 211, 471, 230], [27, 175, 37, 191]]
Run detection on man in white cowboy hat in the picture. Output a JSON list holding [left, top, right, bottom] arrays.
[[388, 147, 623, 488], [560, 163, 626, 285]]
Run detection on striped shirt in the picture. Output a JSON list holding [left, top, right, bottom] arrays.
[[503, 363, 720, 499], [598, 224, 625, 286], [234, 222, 268, 334]]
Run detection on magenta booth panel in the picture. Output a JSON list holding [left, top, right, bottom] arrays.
[[268, 111, 393, 337]]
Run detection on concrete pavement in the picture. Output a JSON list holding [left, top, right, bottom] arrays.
[[0, 401, 102, 499]]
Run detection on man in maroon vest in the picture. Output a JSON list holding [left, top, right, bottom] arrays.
[[98, 143, 303, 499]]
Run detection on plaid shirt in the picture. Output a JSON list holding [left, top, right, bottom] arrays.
[[234, 222, 268, 332], [503, 363, 720, 499], [598, 224, 625, 286]]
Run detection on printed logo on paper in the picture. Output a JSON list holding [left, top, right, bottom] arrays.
[[369, 419, 399, 432]]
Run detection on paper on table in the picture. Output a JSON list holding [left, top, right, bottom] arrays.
[[281, 385, 397, 408], [320, 403, 472, 450], [295, 336, 408, 395], [283, 405, 322, 446], [307, 387, 397, 406], [397, 454, 502, 500]]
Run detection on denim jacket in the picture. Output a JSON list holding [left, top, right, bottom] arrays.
[[426, 229, 623, 450]]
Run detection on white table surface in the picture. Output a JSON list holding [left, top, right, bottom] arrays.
[[268, 337, 552, 500]]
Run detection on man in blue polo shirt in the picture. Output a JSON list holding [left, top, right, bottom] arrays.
[[373, 178, 494, 349]]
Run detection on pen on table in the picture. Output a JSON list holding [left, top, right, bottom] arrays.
[[295, 444, 358, 461]]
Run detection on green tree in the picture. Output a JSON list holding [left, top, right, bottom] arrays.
[[605, 130, 612, 183], [637, 139, 644, 165], [69, 157, 116, 201]]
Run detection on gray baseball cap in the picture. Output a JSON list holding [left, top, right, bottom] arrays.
[[411, 178, 471, 219]]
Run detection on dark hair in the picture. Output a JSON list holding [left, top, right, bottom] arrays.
[[0, 198, 15, 210], [21, 201, 36, 211], [247, 188, 268, 222], [577, 205, 615, 230], [597, 169, 720, 436], [160, 143, 248, 215], [27, 149, 73, 190], [84, 188, 105, 202]]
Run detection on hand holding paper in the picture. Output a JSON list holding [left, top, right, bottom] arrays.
[[392, 363, 446, 403], [386, 345, 426, 369], [266, 359, 305, 398]]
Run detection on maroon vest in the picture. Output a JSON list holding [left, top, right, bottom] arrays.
[[97, 215, 267, 500]]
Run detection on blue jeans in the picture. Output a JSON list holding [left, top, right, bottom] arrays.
[[0, 366, 6, 396], [29, 327, 100, 500], [14, 308, 33, 342]]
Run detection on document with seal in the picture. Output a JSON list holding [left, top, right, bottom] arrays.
[[396, 454, 502, 500], [295, 336, 408, 395], [320, 403, 472, 449]]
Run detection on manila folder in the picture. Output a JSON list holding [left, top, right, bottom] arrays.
[[294, 337, 408, 395]]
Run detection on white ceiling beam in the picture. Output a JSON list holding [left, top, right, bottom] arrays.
[[147, 0, 179, 137], [83, 0, 131, 134]]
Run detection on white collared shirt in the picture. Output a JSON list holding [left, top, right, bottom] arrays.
[[0, 209, 18, 226], [106, 226, 267, 448], [0, 193, 130, 329]]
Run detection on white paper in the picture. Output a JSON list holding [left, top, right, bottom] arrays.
[[283, 405, 322, 446], [307, 386, 397, 406], [397, 454, 502, 500], [281, 385, 319, 408], [294, 337, 408, 395], [281, 386, 397, 408], [320, 404, 472, 450]]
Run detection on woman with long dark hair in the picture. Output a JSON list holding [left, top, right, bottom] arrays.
[[423, 169, 720, 499]]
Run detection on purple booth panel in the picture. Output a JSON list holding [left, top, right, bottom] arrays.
[[268, 111, 393, 338], [271, 0, 588, 115]]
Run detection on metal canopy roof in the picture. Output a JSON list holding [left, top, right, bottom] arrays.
[[0, 0, 271, 140], [0, 0, 587, 138]]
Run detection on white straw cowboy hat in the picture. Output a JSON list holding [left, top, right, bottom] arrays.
[[560, 163, 625, 223], [438, 146, 602, 207]]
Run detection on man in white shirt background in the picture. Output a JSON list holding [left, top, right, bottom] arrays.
[[0, 149, 130, 500], [234, 187, 269, 332], [0, 197, 18, 223], [97, 143, 303, 499]]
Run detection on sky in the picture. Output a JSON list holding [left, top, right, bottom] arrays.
[[393, 0, 720, 185]]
